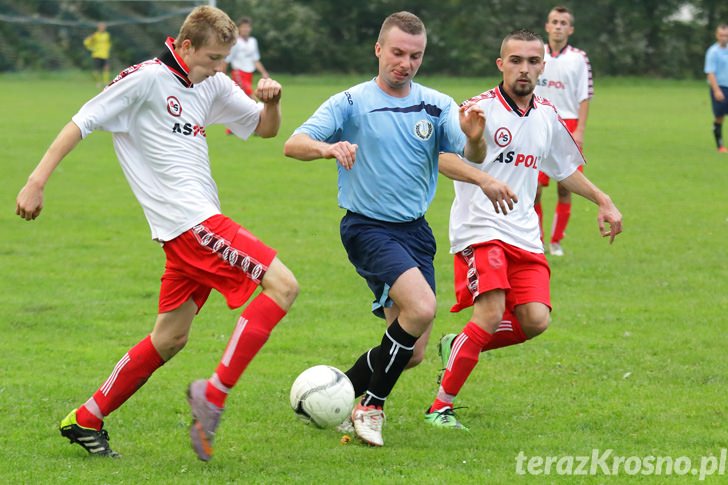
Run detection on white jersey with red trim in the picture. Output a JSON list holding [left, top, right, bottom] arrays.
[[72, 38, 263, 242], [449, 85, 585, 254], [225, 36, 261, 73], [534, 44, 593, 119]]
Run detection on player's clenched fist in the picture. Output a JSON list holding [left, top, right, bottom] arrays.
[[16, 183, 44, 221], [255, 77, 282, 103]]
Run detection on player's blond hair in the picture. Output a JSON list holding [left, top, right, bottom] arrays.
[[500, 29, 544, 57], [176, 6, 237, 48], [378, 11, 426, 44]]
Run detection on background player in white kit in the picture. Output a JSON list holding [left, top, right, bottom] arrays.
[[423, 29, 622, 430], [226, 16, 269, 98], [15, 6, 298, 461], [533, 5, 593, 257]]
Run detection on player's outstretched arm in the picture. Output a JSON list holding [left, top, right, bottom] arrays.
[[438, 153, 518, 215], [559, 169, 623, 243], [254, 78, 282, 138], [283, 133, 358, 170], [16, 121, 83, 221]]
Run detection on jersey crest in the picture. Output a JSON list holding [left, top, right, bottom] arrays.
[[494, 127, 512, 147], [414, 119, 434, 140], [166, 96, 182, 117]]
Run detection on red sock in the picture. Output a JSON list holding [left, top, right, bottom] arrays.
[[481, 310, 528, 351], [76, 335, 164, 430], [551, 202, 571, 243], [534, 202, 544, 242], [434, 322, 492, 409], [205, 293, 286, 407]]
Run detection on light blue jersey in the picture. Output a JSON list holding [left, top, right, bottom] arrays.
[[294, 79, 465, 222], [705, 43, 728, 87]]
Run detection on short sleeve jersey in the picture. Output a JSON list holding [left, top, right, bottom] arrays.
[[292, 79, 465, 222], [225, 36, 261, 73], [704, 42, 728, 87], [72, 38, 263, 242], [534, 45, 593, 119], [449, 85, 585, 254]]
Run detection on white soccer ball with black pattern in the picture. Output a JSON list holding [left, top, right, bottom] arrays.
[[290, 365, 355, 428]]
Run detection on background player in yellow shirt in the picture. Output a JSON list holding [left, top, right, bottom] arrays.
[[84, 22, 111, 88]]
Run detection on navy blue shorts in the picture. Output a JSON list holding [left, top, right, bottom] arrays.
[[340, 211, 436, 319], [710, 86, 728, 118]]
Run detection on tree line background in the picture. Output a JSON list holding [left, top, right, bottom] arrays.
[[1, 0, 727, 79]]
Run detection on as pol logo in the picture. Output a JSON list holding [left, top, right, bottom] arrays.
[[494, 127, 512, 147], [167, 96, 182, 117]]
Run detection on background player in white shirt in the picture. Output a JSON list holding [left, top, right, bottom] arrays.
[[424, 29, 622, 430], [225, 16, 269, 98], [533, 6, 593, 257], [16, 6, 297, 461]]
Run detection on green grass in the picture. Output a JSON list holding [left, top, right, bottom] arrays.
[[2, 72, 728, 483]]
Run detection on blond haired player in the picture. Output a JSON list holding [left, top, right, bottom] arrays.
[[17, 6, 297, 460]]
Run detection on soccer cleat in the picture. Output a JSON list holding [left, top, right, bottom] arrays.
[[351, 403, 385, 446], [424, 406, 469, 431], [59, 409, 120, 457], [187, 379, 224, 461], [719, 146, 728, 153], [336, 415, 355, 434], [549, 242, 564, 256]]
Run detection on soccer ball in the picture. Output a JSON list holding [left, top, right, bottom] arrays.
[[290, 365, 355, 428]]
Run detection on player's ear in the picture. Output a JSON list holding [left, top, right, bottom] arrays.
[[178, 38, 194, 54]]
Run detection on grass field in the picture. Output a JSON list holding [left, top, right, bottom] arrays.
[[2, 71, 728, 483]]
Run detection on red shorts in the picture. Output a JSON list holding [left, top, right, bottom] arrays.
[[159, 214, 277, 313], [538, 118, 582, 187], [451, 241, 551, 313], [230, 69, 254, 97]]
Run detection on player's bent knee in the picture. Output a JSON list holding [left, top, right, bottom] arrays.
[[152, 332, 189, 360], [170, 333, 190, 354], [261, 259, 299, 310], [407, 299, 436, 329], [526, 317, 549, 338], [472, 300, 506, 333], [521, 313, 549, 338], [515, 303, 550, 339]]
